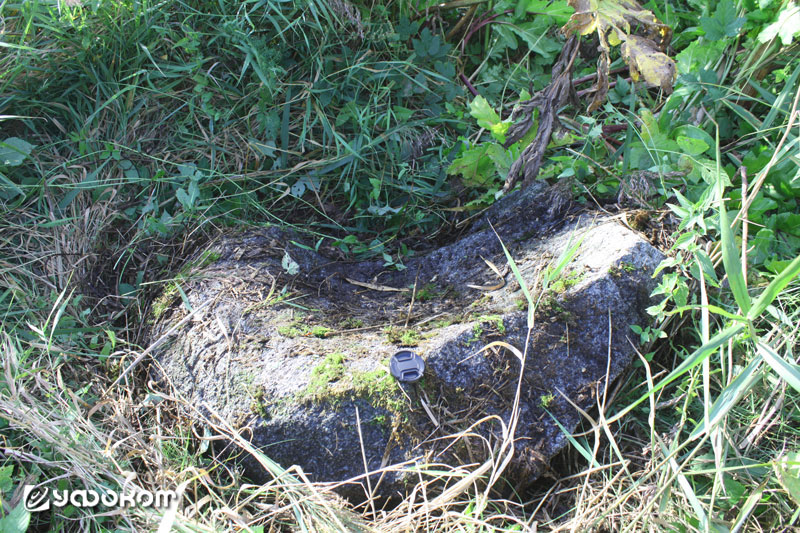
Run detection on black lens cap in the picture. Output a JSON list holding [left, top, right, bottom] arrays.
[[390, 350, 425, 383]]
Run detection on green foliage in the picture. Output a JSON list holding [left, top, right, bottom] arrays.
[[447, 93, 538, 197], [303, 353, 347, 398], [385, 326, 420, 346], [415, 283, 440, 302], [700, 0, 746, 41], [3, 0, 800, 530], [758, 3, 800, 45]]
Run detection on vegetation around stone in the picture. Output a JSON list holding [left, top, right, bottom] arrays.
[[1, 0, 800, 531]]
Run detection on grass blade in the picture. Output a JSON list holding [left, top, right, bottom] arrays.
[[718, 170, 751, 315], [543, 230, 586, 288], [609, 323, 745, 424], [757, 341, 800, 393], [546, 410, 600, 468], [731, 478, 768, 533], [491, 223, 535, 329], [690, 357, 762, 440], [748, 253, 800, 320]]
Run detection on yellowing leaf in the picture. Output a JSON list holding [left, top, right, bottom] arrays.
[[564, 12, 597, 35], [621, 35, 677, 93], [562, 0, 675, 112]]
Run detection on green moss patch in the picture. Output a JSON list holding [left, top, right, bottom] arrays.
[[385, 326, 420, 346], [548, 268, 586, 294], [278, 319, 334, 338], [302, 353, 346, 399]]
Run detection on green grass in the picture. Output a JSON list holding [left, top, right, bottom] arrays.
[[2, 0, 800, 531]]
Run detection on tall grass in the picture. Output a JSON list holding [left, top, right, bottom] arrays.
[[2, 0, 800, 531]]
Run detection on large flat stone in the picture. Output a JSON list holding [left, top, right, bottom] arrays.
[[149, 184, 663, 499]]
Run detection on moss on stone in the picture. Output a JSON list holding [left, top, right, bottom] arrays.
[[475, 314, 505, 334], [385, 326, 420, 346], [467, 323, 483, 345], [278, 318, 334, 339], [277, 324, 304, 338], [250, 387, 269, 417], [150, 250, 222, 322], [548, 268, 585, 294], [294, 355, 407, 429], [350, 366, 404, 414], [302, 352, 346, 399], [428, 317, 455, 329], [415, 283, 440, 302], [609, 261, 637, 277], [183, 250, 221, 272], [340, 317, 364, 329], [151, 281, 180, 321], [539, 393, 555, 408]]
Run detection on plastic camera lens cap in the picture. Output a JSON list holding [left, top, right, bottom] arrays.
[[390, 350, 425, 383]]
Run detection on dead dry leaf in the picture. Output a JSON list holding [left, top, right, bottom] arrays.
[[345, 278, 410, 292], [466, 258, 510, 291], [562, 0, 675, 112], [621, 35, 676, 93]]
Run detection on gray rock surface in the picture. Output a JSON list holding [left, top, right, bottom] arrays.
[[148, 183, 664, 499]]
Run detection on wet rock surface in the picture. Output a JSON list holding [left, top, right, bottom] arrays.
[[148, 183, 664, 499]]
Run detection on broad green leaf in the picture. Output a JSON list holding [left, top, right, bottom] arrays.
[[485, 143, 513, 174], [119, 283, 137, 298], [469, 96, 507, 142], [639, 109, 678, 151], [0, 502, 30, 533], [0, 466, 13, 492], [0, 171, 24, 200], [176, 188, 192, 210], [281, 252, 299, 275], [489, 122, 510, 143], [699, 158, 732, 187], [675, 40, 725, 74], [775, 451, 800, 507], [469, 95, 500, 129], [447, 144, 496, 187], [525, 0, 574, 24], [700, 0, 746, 41], [757, 341, 800, 393], [494, 24, 519, 51], [0, 137, 35, 167], [508, 20, 564, 60], [250, 140, 276, 158], [748, 253, 800, 320], [677, 136, 710, 156], [758, 2, 800, 45]]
